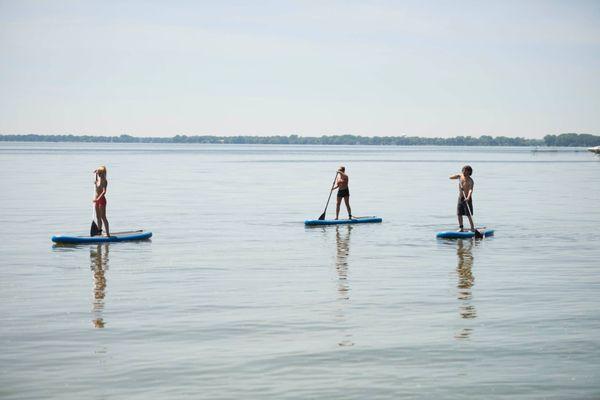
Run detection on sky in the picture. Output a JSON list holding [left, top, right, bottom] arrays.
[[0, 0, 599, 138]]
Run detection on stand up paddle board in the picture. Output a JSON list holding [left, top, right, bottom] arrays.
[[436, 229, 494, 239], [305, 216, 382, 226], [52, 230, 152, 244]]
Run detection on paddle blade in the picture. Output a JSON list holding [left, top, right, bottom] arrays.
[[318, 212, 326, 220], [90, 220, 101, 236], [474, 229, 484, 239]]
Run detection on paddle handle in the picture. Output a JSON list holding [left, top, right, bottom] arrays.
[[92, 174, 96, 219], [320, 172, 339, 218]]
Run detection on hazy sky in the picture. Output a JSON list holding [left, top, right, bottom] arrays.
[[1, 0, 599, 137]]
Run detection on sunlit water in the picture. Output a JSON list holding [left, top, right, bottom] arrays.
[[1, 143, 599, 399]]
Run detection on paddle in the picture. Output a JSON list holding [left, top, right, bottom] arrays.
[[90, 205, 101, 236], [90, 173, 101, 236], [459, 183, 483, 239], [318, 172, 339, 220]]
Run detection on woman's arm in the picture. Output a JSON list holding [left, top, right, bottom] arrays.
[[449, 174, 461, 179], [332, 171, 343, 190], [94, 189, 106, 202], [94, 182, 107, 202]]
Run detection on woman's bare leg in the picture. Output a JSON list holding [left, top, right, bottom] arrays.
[[343, 196, 352, 218], [99, 205, 110, 236], [95, 203, 103, 232], [335, 197, 342, 220]]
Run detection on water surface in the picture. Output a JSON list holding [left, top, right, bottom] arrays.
[[1, 144, 599, 399]]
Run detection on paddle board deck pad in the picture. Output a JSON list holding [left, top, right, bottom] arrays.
[[436, 229, 494, 239], [52, 230, 152, 244], [305, 216, 382, 226]]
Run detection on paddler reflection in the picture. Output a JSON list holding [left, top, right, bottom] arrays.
[[335, 225, 354, 347], [455, 239, 476, 339], [90, 244, 109, 328]]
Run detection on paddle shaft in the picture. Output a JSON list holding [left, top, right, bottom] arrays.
[[92, 173, 95, 218], [459, 182, 483, 238], [319, 172, 339, 220], [90, 173, 101, 236]]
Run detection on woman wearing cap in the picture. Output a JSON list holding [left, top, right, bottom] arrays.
[[93, 166, 110, 237], [332, 166, 352, 220]]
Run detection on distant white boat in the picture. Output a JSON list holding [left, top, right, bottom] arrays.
[[588, 146, 600, 154]]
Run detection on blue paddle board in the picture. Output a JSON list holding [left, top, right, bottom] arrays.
[[436, 229, 494, 239], [52, 230, 152, 244], [305, 216, 382, 226]]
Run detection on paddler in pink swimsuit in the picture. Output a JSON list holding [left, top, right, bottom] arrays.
[[93, 166, 110, 237]]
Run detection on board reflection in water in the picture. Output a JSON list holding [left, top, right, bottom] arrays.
[[455, 239, 476, 340], [335, 225, 354, 347], [90, 244, 109, 328]]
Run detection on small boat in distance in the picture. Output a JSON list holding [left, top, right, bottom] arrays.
[[587, 146, 600, 154]]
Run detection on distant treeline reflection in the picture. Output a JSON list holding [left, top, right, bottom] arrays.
[[1, 133, 599, 147]]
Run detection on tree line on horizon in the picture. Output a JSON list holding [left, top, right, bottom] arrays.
[[0, 133, 599, 147]]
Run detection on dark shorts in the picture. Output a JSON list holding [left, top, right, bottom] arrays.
[[337, 188, 350, 198], [457, 198, 473, 216]]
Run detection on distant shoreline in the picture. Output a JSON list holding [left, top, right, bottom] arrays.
[[1, 133, 599, 147]]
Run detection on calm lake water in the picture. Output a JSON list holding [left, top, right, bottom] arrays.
[[1, 143, 599, 399]]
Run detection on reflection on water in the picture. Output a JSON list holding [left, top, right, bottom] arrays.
[[90, 245, 109, 328], [455, 239, 476, 340], [335, 225, 354, 347], [336, 226, 351, 300]]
